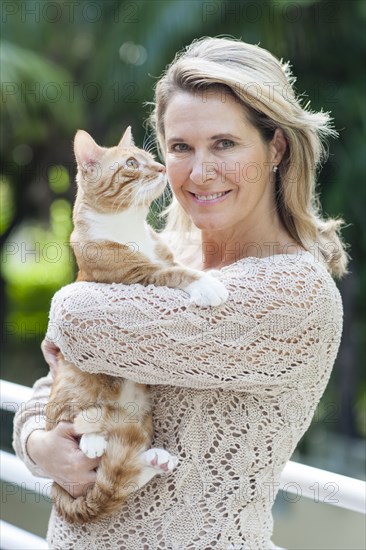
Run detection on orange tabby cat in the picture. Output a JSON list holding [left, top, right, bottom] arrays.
[[45, 127, 228, 523]]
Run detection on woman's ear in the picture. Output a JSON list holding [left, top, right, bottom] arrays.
[[270, 128, 287, 166]]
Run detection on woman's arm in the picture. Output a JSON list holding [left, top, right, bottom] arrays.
[[12, 373, 53, 478], [45, 255, 343, 393], [12, 373, 99, 496]]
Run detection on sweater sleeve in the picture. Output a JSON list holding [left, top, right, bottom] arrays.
[[45, 254, 343, 393], [12, 372, 53, 478]]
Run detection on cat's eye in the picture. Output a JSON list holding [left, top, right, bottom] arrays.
[[125, 157, 139, 169]]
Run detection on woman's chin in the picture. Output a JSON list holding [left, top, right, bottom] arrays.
[[191, 214, 227, 232]]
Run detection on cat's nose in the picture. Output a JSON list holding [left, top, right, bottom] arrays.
[[155, 163, 166, 173]]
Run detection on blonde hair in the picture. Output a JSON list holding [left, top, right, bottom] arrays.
[[147, 37, 349, 278]]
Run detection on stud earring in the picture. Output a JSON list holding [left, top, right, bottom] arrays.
[[273, 166, 278, 173]]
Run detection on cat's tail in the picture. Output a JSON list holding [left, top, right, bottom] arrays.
[[52, 437, 178, 523]]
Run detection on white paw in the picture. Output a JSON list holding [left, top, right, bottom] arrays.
[[186, 274, 228, 306], [207, 269, 221, 278], [80, 433, 108, 458], [140, 448, 178, 474]]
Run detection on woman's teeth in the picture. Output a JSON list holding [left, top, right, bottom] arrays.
[[194, 191, 228, 201]]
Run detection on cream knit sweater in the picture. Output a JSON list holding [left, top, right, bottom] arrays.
[[13, 251, 343, 550]]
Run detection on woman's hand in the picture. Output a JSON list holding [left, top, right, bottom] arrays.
[[41, 338, 60, 377], [27, 422, 100, 498]]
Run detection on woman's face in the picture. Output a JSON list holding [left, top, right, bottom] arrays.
[[164, 90, 282, 237]]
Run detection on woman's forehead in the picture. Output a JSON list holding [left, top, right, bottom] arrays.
[[165, 88, 239, 110], [164, 91, 253, 137]]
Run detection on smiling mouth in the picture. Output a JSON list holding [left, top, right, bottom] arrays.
[[190, 190, 231, 201]]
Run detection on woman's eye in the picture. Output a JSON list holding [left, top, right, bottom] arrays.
[[171, 143, 190, 152], [217, 139, 235, 149], [125, 157, 139, 169]]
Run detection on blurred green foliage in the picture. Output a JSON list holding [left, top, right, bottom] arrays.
[[0, 0, 365, 465]]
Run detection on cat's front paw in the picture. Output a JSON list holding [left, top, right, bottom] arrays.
[[140, 448, 178, 474], [80, 433, 108, 458], [186, 274, 228, 307], [206, 269, 221, 278]]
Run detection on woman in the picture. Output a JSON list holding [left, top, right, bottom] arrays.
[[13, 37, 348, 549]]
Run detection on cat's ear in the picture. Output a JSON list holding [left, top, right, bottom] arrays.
[[74, 130, 104, 167], [118, 126, 135, 148]]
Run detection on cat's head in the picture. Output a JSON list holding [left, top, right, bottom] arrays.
[[73, 127, 166, 212]]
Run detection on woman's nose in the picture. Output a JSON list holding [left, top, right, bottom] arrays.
[[190, 155, 218, 185]]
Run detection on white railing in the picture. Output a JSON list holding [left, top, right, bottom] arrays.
[[0, 521, 48, 550], [1, 379, 365, 549]]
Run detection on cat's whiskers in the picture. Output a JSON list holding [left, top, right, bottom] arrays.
[[145, 145, 156, 156], [143, 142, 153, 153], [116, 186, 141, 212], [150, 186, 172, 223], [111, 180, 142, 212], [135, 179, 162, 200], [144, 142, 158, 157], [142, 134, 155, 152], [151, 191, 168, 212], [110, 186, 135, 212]]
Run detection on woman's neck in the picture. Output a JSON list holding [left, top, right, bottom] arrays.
[[199, 224, 303, 271]]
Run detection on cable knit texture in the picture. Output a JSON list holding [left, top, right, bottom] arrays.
[[13, 251, 343, 550]]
